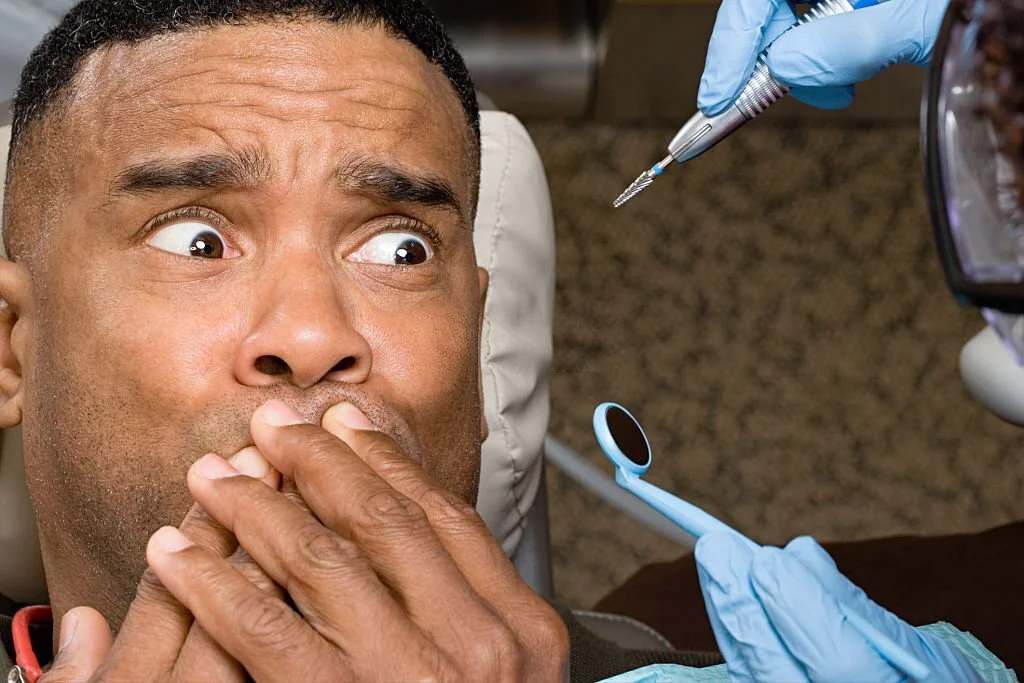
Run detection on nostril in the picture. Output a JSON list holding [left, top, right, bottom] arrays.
[[254, 355, 290, 376], [330, 357, 356, 373]]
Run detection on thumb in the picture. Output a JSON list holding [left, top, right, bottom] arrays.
[[38, 607, 112, 682]]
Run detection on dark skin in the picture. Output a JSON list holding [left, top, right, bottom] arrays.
[[0, 19, 569, 682]]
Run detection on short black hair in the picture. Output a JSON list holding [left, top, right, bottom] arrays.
[[8, 0, 479, 159]]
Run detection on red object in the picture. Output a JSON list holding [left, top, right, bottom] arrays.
[[12, 605, 52, 683]]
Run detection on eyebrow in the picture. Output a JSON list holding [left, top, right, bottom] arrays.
[[336, 157, 463, 217], [109, 147, 272, 197], [108, 148, 463, 216]]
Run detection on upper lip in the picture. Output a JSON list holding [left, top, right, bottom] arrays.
[[253, 382, 385, 428]]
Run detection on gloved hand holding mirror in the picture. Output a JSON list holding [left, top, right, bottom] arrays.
[[593, 404, 986, 683]]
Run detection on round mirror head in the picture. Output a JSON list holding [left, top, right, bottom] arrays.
[[593, 403, 652, 475]]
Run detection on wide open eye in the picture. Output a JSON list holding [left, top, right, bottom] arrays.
[[349, 232, 433, 266], [147, 221, 236, 259]]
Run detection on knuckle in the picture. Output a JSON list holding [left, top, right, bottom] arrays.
[[282, 487, 313, 515], [357, 488, 427, 534], [520, 606, 570, 677], [418, 487, 478, 528], [236, 594, 303, 654], [539, 612, 571, 667], [294, 524, 367, 575], [463, 622, 522, 680]]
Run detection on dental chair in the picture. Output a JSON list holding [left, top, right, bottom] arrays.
[[0, 103, 674, 653]]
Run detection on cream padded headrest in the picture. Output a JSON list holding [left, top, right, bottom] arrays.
[[959, 325, 1024, 426], [0, 110, 554, 602]]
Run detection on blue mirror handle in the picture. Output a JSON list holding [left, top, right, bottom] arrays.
[[615, 470, 757, 548]]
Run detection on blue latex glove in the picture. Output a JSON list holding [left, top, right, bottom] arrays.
[[698, 0, 949, 115], [694, 532, 985, 682]]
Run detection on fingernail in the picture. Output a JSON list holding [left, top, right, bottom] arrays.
[[150, 526, 194, 554], [324, 402, 376, 431], [58, 611, 79, 651], [194, 453, 240, 480], [258, 400, 306, 428], [228, 447, 270, 478]]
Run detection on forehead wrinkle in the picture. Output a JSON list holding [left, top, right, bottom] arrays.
[[60, 22, 474, 220], [87, 23, 445, 118], [71, 22, 466, 151]]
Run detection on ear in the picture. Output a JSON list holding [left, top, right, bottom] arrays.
[[477, 267, 490, 443], [0, 257, 32, 429]]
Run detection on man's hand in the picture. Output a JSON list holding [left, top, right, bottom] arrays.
[[41, 449, 282, 683], [145, 399, 570, 683]]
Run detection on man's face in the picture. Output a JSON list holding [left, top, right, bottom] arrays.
[[6, 21, 486, 623]]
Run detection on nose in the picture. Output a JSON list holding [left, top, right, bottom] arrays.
[[234, 254, 372, 390]]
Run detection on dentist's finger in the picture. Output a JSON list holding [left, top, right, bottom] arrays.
[[699, 0, 797, 115], [768, 0, 944, 88], [790, 85, 856, 109], [694, 532, 810, 683], [750, 548, 902, 682]]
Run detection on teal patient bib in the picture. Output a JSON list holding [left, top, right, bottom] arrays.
[[598, 623, 1018, 683]]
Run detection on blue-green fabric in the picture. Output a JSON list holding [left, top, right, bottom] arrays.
[[598, 622, 1018, 683]]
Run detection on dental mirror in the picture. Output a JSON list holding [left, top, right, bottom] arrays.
[[593, 403, 651, 475]]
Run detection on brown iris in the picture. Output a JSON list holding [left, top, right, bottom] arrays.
[[189, 231, 225, 258], [394, 238, 428, 265]]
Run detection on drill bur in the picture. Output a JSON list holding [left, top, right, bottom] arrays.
[[613, 154, 675, 208]]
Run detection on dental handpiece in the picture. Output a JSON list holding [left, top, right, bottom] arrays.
[[613, 0, 865, 208]]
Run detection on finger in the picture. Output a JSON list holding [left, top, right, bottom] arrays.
[[783, 536, 970, 674], [694, 532, 809, 683], [198, 431, 500, 670], [169, 628, 242, 683], [760, 0, 800, 48], [147, 526, 352, 683], [698, 0, 796, 115], [184, 452, 429, 663], [321, 402, 569, 674], [38, 608, 112, 683], [102, 448, 278, 677], [319, 403, 529, 594], [750, 548, 902, 683], [767, 0, 944, 89], [170, 549, 283, 683], [790, 84, 855, 109], [785, 536, 920, 641]]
